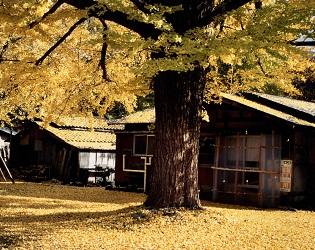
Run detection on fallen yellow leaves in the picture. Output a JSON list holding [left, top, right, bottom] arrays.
[[0, 182, 314, 249]]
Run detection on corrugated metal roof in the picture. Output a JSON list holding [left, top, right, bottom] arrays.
[[249, 92, 315, 117], [52, 116, 124, 130], [112, 108, 155, 124], [37, 122, 116, 151], [221, 93, 315, 128]]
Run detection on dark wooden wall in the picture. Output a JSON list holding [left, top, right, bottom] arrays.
[[114, 102, 315, 207], [306, 130, 315, 206], [10, 126, 79, 182], [115, 132, 152, 189], [204, 102, 314, 206]]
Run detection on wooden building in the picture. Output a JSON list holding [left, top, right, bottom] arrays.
[[112, 109, 155, 191], [0, 127, 18, 182], [10, 117, 122, 183], [113, 93, 315, 207]]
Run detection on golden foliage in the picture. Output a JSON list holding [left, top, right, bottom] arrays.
[[114, 108, 155, 124], [203, 0, 315, 100], [1, 183, 315, 249], [0, 0, 314, 123], [0, 2, 150, 123]]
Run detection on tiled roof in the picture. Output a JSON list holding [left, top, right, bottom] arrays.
[[37, 122, 116, 151], [249, 92, 315, 118], [111, 108, 155, 124], [221, 93, 315, 128], [111, 107, 221, 125], [110, 93, 315, 128], [51, 116, 124, 130]]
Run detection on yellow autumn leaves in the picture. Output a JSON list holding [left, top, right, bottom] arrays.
[[1, 182, 315, 250], [0, 0, 314, 124]]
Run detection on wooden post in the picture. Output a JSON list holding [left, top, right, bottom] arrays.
[[77, 151, 81, 179], [2, 146, 7, 161], [0, 166, 7, 182], [234, 133, 240, 202], [271, 130, 275, 206], [59, 148, 67, 178], [259, 134, 264, 206], [212, 135, 221, 201], [64, 150, 73, 182], [0, 154, 14, 183], [141, 157, 147, 192], [55, 150, 62, 177]]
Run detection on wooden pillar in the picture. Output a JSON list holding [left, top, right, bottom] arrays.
[[212, 134, 221, 201], [234, 133, 240, 202], [271, 130, 275, 206], [259, 133, 264, 206]]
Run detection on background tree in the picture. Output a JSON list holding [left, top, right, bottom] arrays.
[[0, 0, 314, 208], [292, 67, 315, 101]]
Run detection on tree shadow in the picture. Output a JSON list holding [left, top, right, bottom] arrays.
[[1, 205, 157, 248], [0, 234, 21, 249], [201, 200, 260, 211], [0, 197, 82, 210], [0, 182, 146, 205], [1, 205, 148, 226], [201, 200, 314, 212]]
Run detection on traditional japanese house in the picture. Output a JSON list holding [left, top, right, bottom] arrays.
[[203, 92, 315, 207], [113, 93, 315, 207], [10, 117, 123, 183]]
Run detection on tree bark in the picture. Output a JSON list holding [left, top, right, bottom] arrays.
[[145, 64, 205, 208]]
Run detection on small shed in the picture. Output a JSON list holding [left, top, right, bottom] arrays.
[[113, 93, 315, 207], [10, 117, 123, 183]]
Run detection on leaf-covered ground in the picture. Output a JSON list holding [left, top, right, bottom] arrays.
[[0, 182, 314, 250]]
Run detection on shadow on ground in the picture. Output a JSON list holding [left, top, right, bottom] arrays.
[[0, 182, 145, 205], [0, 234, 21, 249], [0, 204, 158, 248]]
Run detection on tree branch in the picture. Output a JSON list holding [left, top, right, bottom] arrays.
[[29, 0, 65, 28], [64, 0, 162, 39], [98, 19, 109, 81], [166, 0, 252, 33], [141, 0, 182, 6], [128, 0, 183, 14], [205, 0, 253, 24], [35, 17, 87, 66], [254, 0, 262, 10], [129, 0, 151, 14], [255, 54, 269, 77]]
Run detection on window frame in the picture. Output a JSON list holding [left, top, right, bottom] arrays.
[[198, 136, 216, 166], [133, 134, 155, 156], [223, 135, 261, 190], [224, 135, 260, 169]]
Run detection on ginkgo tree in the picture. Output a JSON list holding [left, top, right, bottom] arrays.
[[0, 0, 314, 208]]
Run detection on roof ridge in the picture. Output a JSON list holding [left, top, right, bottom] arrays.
[[221, 93, 315, 128]]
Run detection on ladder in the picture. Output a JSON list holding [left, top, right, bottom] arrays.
[[0, 146, 14, 183]]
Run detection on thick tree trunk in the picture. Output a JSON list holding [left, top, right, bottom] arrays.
[[145, 65, 205, 208]]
